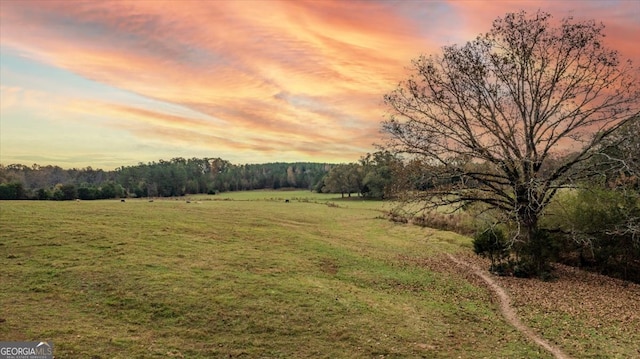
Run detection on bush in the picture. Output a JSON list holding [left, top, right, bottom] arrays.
[[512, 261, 532, 278], [77, 186, 99, 200], [473, 226, 509, 273], [0, 182, 27, 200], [36, 188, 51, 200], [51, 184, 77, 201], [412, 211, 474, 235], [517, 229, 559, 275], [545, 188, 640, 283]]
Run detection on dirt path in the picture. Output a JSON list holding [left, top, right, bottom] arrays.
[[446, 253, 572, 359]]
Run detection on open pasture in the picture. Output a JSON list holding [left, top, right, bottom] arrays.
[[190, 189, 391, 211], [1, 192, 637, 358]]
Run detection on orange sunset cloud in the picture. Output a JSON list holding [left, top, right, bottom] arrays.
[[1, 0, 638, 169]]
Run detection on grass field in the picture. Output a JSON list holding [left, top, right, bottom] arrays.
[[0, 191, 636, 358]]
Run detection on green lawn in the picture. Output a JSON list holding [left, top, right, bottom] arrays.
[[1, 194, 549, 358]]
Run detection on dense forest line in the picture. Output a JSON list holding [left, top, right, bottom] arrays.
[[0, 158, 322, 200], [0, 152, 396, 201]]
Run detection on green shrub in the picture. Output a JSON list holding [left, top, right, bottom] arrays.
[[517, 229, 559, 275], [473, 226, 509, 273], [545, 188, 640, 283], [512, 261, 532, 278], [0, 182, 27, 200]]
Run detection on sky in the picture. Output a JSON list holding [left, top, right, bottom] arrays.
[[1, 0, 639, 170]]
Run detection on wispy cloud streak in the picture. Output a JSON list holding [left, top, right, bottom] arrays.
[[1, 0, 638, 168]]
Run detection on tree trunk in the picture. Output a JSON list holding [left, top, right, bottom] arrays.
[[521, 215, 553, 275], [517, 196, 549, 275]]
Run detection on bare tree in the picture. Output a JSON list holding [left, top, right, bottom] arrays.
[[382, 10, 640, 271]]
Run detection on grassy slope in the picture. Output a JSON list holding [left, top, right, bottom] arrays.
[[3, 192, 548, 358]]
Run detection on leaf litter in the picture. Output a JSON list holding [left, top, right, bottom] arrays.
[[408, 252, 640, 358]]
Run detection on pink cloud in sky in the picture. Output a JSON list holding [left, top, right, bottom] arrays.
[[1, 0, 638, 168], [447, 0, 640, 62]]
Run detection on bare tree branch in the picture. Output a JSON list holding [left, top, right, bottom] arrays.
[[382, 10, 640, 269]]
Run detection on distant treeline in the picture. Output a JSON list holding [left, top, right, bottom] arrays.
[[0, 153, 396, 200], [0, 158, 323, 200]]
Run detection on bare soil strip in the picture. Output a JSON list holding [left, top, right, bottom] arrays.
[[446, 253, 572, 359]]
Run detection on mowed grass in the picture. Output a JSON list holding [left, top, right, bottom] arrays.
[[1, 193, 549, 358]]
